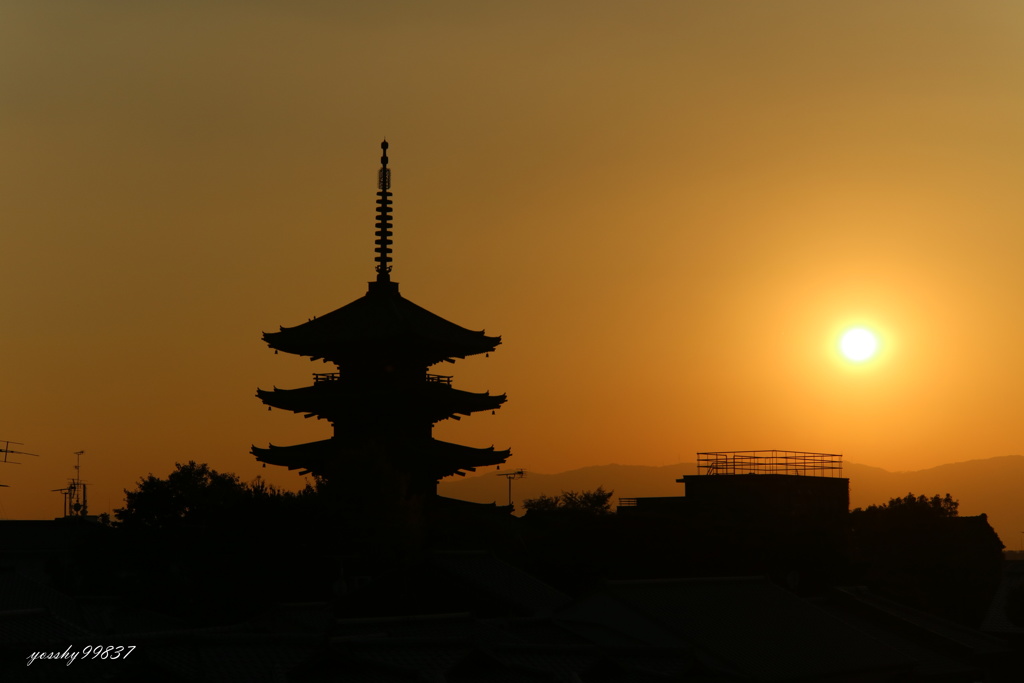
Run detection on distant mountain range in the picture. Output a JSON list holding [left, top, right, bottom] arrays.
[[438, 456, 1024, 549]]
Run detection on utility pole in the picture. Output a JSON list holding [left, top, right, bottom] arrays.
[[496, 469, 525, 508]]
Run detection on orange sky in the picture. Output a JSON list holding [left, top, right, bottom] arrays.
[[3, 2, 1024, 520]]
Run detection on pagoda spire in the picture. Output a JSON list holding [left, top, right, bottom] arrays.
[[374, 140, 394, 283]]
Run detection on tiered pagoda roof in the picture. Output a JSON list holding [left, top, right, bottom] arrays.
[[262, 285, 502, 365], [252, 141, 509, 484]]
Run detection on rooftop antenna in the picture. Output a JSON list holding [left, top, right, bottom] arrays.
[[0, 439, 40, 465], [496, 468, 526, 508], [0, 439, 39, 488], [52, 450, 88, 518], [374, 139, 394, 283]]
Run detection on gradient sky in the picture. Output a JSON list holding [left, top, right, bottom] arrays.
[[3, 2, 1024, 520]]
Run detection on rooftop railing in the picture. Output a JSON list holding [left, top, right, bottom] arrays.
[[312, 372, 453, 386], [697, 450, 843, 477]]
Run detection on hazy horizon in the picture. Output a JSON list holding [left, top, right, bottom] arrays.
[[3, 452, 1022, 523]]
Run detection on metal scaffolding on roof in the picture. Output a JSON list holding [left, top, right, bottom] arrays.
[[697, 450, 843, 477]]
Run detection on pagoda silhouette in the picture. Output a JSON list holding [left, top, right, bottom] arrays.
[[252, 141, 509, 517]]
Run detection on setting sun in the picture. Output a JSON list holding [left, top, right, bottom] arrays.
[[839, 327, 879, 362]]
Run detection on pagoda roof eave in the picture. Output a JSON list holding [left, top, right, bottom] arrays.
[[424, 438, 512, 470], [255, 384, 507, 421], [251, 437, 511, 479], [262, 287, 501, 363], [251, 438, 336, 475]]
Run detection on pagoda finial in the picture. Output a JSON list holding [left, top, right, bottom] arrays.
[[374, 139, 393, 282]]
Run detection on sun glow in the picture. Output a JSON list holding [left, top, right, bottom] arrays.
[[839, 327, 879, 362]]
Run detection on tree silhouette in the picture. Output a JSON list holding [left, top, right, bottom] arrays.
[[114, 460, 316, 529], [854, 492, 959, 518], [523, 487, 614, 516], [112, 462, 336, 622], [849, 492, 1002, 624], [516, 487, 616, 593], [116, 461, 240, 528]]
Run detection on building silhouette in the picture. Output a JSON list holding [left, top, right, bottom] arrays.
[[620, 450, 848, 519], [252, 141, 510, 519], [679, 450, 849, 522], [617, 450, 851, 582]]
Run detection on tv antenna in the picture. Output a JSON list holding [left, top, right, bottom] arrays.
[[52, 450, 88, 518], [1, 439, 39, 488], [496, 468, 526, 508], [1, 439, 40, 465]]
